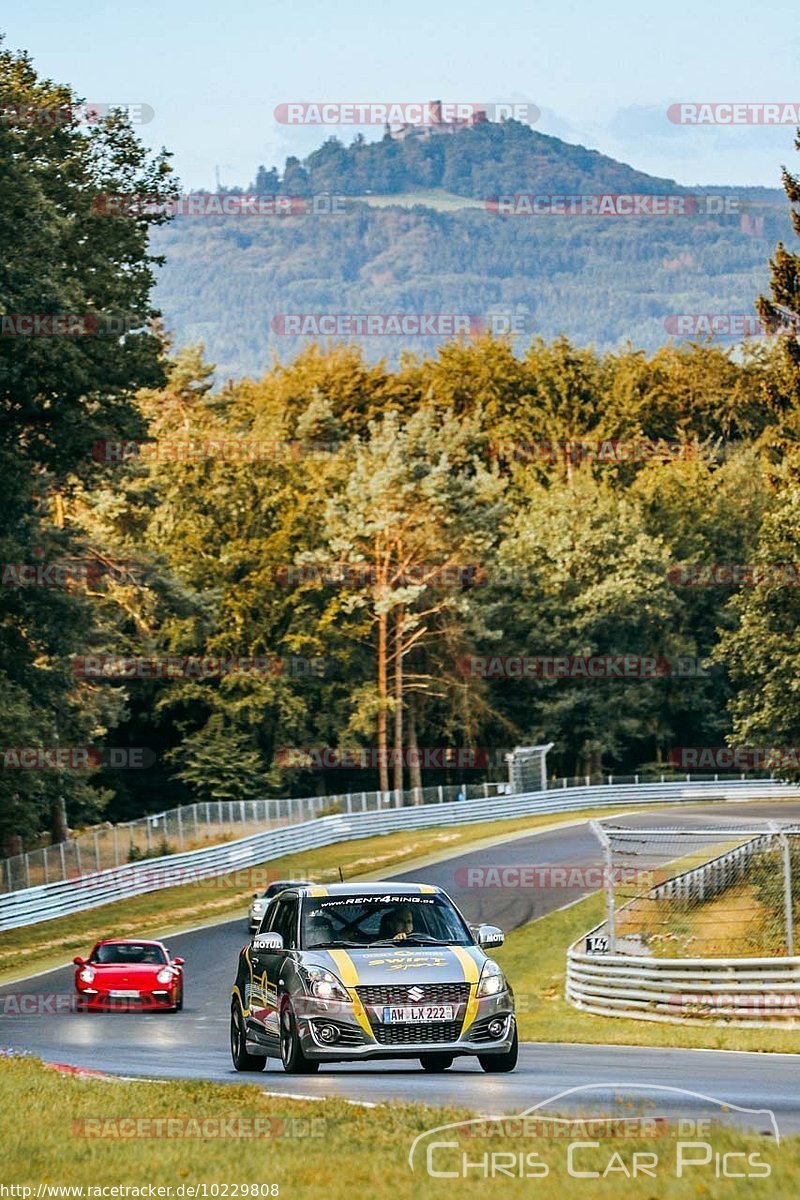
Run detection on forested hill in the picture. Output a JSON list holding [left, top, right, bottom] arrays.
[[251, 119, 686, 198], [150, 120, 788, 381]]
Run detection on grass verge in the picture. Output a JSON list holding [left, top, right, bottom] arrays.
[[0, 806, 623, 984], [0, 1055, 793, 1198], [496, 892, 800, 1052]]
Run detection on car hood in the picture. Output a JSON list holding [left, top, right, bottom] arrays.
[[85, 963, 170, 979], [306, 944, 485, 986]]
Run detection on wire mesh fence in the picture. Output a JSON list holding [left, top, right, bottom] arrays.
[[0, 768, 782, 895], [0, 781, 509, 893], [588, 820, 800, 958]]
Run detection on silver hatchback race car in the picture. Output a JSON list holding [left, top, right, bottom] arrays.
[[230, 882, 517, 1074]]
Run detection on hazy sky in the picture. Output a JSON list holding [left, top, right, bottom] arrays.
[[5, 0, 800, 190]]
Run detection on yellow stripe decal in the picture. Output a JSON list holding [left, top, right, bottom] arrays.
[[231, 984, 249, 1017], [328, 949, 374, 1040], [452, 946, 480, 1034]]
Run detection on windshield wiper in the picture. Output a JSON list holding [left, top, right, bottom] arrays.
[[314, 939, 363, 948], [368, 936, 449, 946]]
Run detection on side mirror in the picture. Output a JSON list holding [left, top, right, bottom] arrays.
[[253, 932, 283, 952], [476, 924, 505, 949], [172, 956, 185, 966], [73, 956, 85, 966]]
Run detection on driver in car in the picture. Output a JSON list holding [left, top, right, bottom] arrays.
[[378, 905, 415, 941]]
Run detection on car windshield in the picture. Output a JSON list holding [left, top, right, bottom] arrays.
[[90, 943, 167, 965], [300, 894, 472, 948]]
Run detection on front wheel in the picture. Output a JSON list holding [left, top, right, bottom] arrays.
[[280, 1002, 320, 1074], [230, 1003, 266, 1072], [420, 1053, 454, 1072], [478, 1025, 518, 1073]]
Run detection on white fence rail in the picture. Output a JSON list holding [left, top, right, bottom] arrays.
[[567, 949, 800, 1025], [568, 816, 800, 1025], [1, 777, 796, 933]]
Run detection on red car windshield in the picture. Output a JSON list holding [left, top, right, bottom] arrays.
[[90, 943, 167, 965]]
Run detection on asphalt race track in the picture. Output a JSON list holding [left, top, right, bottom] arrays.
[[2, 800, 800, 1133]]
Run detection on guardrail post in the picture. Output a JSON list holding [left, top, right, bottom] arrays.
[[780, 830, 795, 956], [590, 820, 616, 954]]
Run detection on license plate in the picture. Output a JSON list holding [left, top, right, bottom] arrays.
[[108, 989, 140, 998], [381, 1004, 454, 1023]]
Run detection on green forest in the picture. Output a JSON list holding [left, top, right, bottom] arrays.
[[3, 46, 800, 852], [150, 123, 790, 377]]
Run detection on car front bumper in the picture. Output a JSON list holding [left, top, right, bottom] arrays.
[[76, 988, 179, 1011], [274, 989, 516, 1062]]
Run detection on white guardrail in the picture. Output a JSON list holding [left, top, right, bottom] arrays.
[[1, 778, 797, 933], [568, 818, 800, 1025], [566, 949, 800, 1026]]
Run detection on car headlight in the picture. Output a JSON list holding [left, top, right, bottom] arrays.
[[477, 959, 506, 997], [78, 967, 95, 984], [302, 965, 350, 1003], [156, 968, 174, 985]]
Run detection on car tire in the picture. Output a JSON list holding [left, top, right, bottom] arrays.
[[419, 1054, 454, 1072], [280, 1001, 320, 1074], [230, 1002, 266, 1072], [478, 1025, 518, 1073]]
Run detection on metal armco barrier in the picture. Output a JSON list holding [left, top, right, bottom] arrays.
[[568, 819, 800, 1025], [1, 778, 796, 932], [567, 949, 800, 1025]]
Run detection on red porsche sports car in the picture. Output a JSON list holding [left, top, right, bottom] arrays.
[[74, 939, 184, 1011]]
